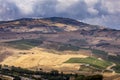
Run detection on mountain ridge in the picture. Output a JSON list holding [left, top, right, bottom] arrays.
[[0, 17, 119, 55], [0, 17, 103, 33]]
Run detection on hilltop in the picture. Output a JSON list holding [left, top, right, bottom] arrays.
[[0, 17, 119, 55]]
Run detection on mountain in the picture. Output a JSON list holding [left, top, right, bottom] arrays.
[[0, 17, 120, 54], [0, 17, 120, 76], [0, 17, 100, 33]]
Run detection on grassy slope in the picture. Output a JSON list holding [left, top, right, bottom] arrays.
[[3, 39, 116, 71], [6, 39, 43, 50], [65, 57, 112, 69]]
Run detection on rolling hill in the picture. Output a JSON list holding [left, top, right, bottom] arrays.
[[0, 17, 120, 75]]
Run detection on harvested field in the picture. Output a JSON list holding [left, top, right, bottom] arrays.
[[0, 47, 87, 72]]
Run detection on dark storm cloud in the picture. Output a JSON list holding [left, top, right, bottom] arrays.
[[0, 0, 120, 29]]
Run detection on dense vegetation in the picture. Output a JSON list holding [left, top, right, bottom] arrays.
[[108, 55, 120, 73], [91, 49, 108, 56], [112, 64, 120, 73], [6, 39, 43, 50], [78, 47, 108, 58], [108, 55, 120, 63], [75, 75, 103, 80], [58, 44, 80, 51], [65, 57, 112, 69], [0, 65, 103, 80], [69, 39, 88, 46]]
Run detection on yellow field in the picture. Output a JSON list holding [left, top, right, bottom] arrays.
[[0, 47, 87, 72], [1, 47, 120, 79]]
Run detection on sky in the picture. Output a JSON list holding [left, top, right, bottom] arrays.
[[0, 0, 120, 29]]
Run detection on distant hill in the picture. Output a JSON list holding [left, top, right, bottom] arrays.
[[0, 17, 101, 33], [0, 17, 120, 55]]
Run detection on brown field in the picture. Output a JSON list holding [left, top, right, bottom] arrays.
[[0, 47, 87, 72], [1, 46, 120, 79]]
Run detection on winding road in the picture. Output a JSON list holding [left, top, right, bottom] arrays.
[[106, 63, 116, 74]]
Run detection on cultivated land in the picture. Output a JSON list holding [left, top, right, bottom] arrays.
[[0, 17, 120, 79], [65, 57, 112, 69], [0, 47, 87, 72]]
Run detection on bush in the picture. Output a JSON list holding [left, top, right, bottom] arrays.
[[112, 64, 120, 73], [75, 75, 103, 80], [75, 75, 85, 80], [13, 76, 21, 80], [108, 55, 120, 63]]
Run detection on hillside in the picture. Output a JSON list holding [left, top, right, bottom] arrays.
[[0, 17, 100, 33], [0, 17, 120, 77], [0, 17, 120, 55]]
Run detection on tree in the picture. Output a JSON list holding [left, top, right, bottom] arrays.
[[13, 76, 21, 80], [50, 70, 59, 76], [85, 75, 103, 80], [0, 64, 1, 69], [75, 75, 85, 80]]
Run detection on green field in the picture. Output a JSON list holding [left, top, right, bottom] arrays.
[[69, 39, 88, 45], [6, 39, 43, 50], [65, 57, 112, 69], [58, 44, 80, 51], [91, 49, 108, 55]]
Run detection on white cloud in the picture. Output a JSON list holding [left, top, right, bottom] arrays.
[[8, 0, 38, 15], [0, 0, 119, 29], [84, 0, 99, 6], [101, 0, 120, 14], [56, 0, 79, 12], [84, 0, 99, 15], [87, 7, 98, 15]]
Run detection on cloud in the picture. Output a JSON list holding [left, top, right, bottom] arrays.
[[9, 0, 37, 15], [101, 0, 120, 14], [84, 0, 99, 15], [0, 0, 20, 20], [55, 0, 79, 12], [0, 0, 119, 29]]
